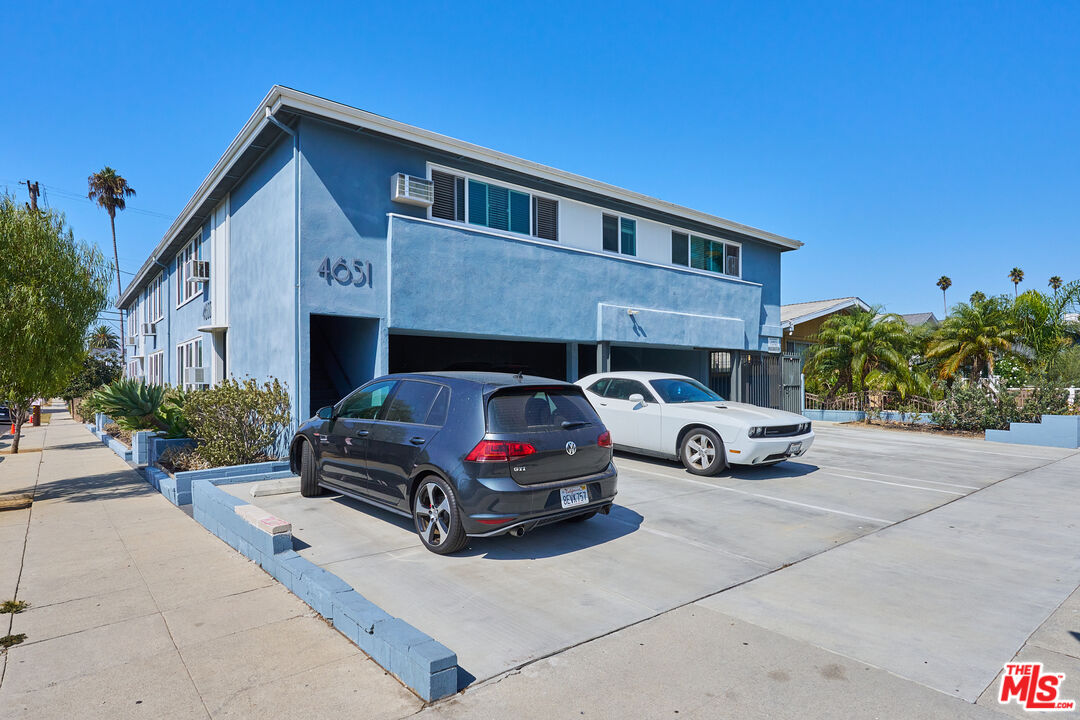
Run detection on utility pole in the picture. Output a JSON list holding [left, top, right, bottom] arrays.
[[20, 180, 40, 211]]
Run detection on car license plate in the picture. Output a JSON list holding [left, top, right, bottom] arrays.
[[560, 484, 589, 509], [787, 442, 802, 454]]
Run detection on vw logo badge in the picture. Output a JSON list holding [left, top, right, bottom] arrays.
[[565, 441, 577, 456]]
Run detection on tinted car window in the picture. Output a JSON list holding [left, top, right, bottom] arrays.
[[487, 389, 601, 433], [649, 378, 723, 403], [338, 380, 396, 419], [604, 378, 656, 402], [425, 386, 450, 426], [384, 380, 445, 425], [587, 378, 610, 396]]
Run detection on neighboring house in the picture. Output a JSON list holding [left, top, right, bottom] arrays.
[[781, 297, 871, 359], [876, 311, 939, 327], [118, 86, 803, 423]]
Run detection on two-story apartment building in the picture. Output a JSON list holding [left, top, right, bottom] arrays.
[[118, 86, 802, 423]]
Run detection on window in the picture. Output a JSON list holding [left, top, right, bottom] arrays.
[[430, 168, 559, 242], [671, 231, 689, 266], [146, 273, 163, 323], [338, 380, 396, 420], [176, 338, 205, 390], [675, 231, 741, 278], [532, 196, 558, 241], [125, 358, 142, 379], [603, 378, 656, 403], [486, 389, 600, 433], [147, 351, 164, 386], [603, 215, 636, 256], [587, 378, 611, 396], [383, 381, 447, 425], [649, 378, 723, 403], [176, 233, 202, 306], [468, 179, 530, 234], [127, 300, 138, 338], [431, 170, 465, 222]]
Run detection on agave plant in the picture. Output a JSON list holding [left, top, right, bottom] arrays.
[[89, 379, 168, 432]]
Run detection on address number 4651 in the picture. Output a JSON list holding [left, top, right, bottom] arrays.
[[318, 257, 373, 288]]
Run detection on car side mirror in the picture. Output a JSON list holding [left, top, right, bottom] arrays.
[[628, 393, 646, 405], [316, 405, 334, 420]]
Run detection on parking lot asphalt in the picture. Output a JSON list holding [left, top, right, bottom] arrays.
[[221, 422, 1080, 696]]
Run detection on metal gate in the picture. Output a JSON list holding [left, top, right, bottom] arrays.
[[740, 353, 781, 409], [781, 353, 803, 414]]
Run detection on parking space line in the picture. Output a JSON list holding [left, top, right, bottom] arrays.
[[815, 430, 1061, 461], [812, 465, 980, 490], [624, 522, 771, 567], [625, 465, 896, 525], [819, 471, 966, 495]]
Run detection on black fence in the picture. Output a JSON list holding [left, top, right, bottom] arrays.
[[708, 351, 802, 412]]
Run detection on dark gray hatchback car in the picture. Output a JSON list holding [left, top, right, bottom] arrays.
[[289, 372, 618, 554]]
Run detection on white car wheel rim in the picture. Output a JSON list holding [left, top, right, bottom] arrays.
[[687, 434, 716, 470]]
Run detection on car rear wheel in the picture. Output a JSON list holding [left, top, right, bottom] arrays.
[[680, 428, 725, 476], [299, 441, 323, 497], [413, 476, 467, 555]]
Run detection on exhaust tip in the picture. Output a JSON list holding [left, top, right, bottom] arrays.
[[509, 527, 525, 537]]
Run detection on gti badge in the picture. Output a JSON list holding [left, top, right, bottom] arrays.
[[565, 441, 577, 456]]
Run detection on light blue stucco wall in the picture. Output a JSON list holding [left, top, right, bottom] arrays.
[[388, 217, 768, 350], [228, 137, 298, 410]]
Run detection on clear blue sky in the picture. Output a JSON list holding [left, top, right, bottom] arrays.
[[4, 1, 1078, 328]]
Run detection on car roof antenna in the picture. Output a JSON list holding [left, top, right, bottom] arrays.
[[514, 370, 525, 381]]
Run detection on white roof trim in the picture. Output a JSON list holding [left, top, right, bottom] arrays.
[[781, 298, 871, 329], [121, 85, 800, 305]]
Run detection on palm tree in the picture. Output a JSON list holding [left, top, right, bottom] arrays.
[[88, 167, 136, 348], [970, 290, 987, 304], [87, 323, 120, 351], [926, 296, 1017, 380], [1049, 276, 1063, 294], [1008, 267, 1024, 298], [804, 308, 913, 398], [936, 276, 952, 318]]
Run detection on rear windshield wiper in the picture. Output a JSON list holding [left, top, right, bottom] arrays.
[[561, 420, 590, 429]]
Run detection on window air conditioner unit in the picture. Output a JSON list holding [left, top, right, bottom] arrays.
[[125, 335, 138, 346], [391, 173, 434, 207], [186, 260, 210, 284], [183, 366, 208, 386], [141, 322, 156, 337]]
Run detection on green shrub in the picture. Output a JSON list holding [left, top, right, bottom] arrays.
[[932, 380, 1073, 431], [157, 445, 209, 473], [183, 377, 291, 467]]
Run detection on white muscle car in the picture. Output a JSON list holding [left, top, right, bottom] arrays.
[[576, 371, 813, 475]]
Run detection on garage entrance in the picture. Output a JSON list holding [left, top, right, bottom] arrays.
[[389, 334, 567, 380], [309, 314, 380, 416], [610, 346, 708, 383]]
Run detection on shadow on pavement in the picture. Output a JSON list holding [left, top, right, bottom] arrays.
[[32, 469, 158, 503], [460, 505, 643, 560], [615, 449, 820, 481]]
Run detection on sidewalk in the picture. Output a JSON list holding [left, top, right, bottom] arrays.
[[0, 406, 422, 720]]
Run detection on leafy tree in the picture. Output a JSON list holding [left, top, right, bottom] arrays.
[[926, 295, 1017, 380], [61, 352, 121, 402], [803, 309, 913, 397], [87, 167, 136, 347], [1011, 282, 1080, 372], [0, 194, 110, 452], [936, 276, 952, 318], [87, 323, 120, 351], [1008, 267, 1025, 298]]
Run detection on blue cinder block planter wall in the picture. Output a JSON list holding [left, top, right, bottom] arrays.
[[986, 415, 1080, 449], [189, 477, 459, 700]]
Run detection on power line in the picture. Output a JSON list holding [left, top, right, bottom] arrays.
[[1, 178, 174, 219]]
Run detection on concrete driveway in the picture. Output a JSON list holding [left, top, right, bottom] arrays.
[[220, 423, 1077, 694]]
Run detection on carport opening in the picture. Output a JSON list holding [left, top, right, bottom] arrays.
[[610, 346, 709, 383], [390, 334, 567, 380], [309, 314, 379, 416]]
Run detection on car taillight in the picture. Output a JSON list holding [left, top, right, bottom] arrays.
[[597, 430, 612, 448], [465, 440, 537, 462]]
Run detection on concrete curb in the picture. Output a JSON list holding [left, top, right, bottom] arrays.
[[190, 477, 459, 701], [87, 425, 133, 462], [986, 414, 1080, 448]]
